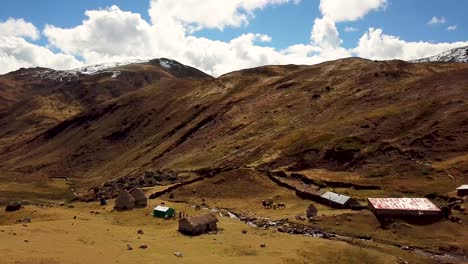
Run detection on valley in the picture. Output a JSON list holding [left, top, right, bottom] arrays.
[[1, 53, 468, 263]]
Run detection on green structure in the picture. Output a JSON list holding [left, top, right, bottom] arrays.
[[153, 205, 175, 218]]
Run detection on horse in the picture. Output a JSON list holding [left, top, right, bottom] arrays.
[[262, 199, 273, 208]]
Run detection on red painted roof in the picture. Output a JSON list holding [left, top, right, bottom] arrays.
[[368, 198, 440, 211]]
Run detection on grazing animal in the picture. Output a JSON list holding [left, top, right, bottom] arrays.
[[277, 203, 286, 209], [262, 199, 273, 208]]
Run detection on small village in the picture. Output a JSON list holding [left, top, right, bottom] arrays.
[[77, 177, 468, 240]]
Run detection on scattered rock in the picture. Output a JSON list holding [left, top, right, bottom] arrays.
[[127, 244, 133, 250], [241, 230, 248, 234], [21, 200, 31, 206], [73, 216, 77, 220], [16, 217, 32, 223], [260, 244, 266, 248], [68, 204, 75, 208], [174, 251, 183, 258], [402, 246, 414, 251], [397, 257, 409, 264], [59, 202, 66, 206], [137, 229, 144, 235], [357, 235, 372, 240], [462, 196, 468, 203], [295, 215, 306, 221], [139, 244, 148, 249], [24, 240, 29, 243], [94, 211, 100, 215], [5, 201, 22, 212]]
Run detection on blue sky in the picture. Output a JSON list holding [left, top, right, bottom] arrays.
[[0, 0, 467, 75], [1, 0, 466, 49]]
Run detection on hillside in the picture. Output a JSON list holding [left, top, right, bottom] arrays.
[[0, 59, 212, 150], [0, 58, 467, 197], [1, 58, 468, 262]]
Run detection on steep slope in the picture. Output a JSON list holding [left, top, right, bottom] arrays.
[[412, 46, 468, 63], [0, 59, 212, 149], [1, 58, 467, 195]]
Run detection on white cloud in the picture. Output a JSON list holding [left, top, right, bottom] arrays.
[[0, 18, 83, 74], [42, 2, 341, 76], [44, 6, 156, 64], [0, 36, 83, 74], [311, 17, 342, 48], [428, 16, 446, 25], [344, 26, 358, 32], [0, 18, 40, 40], [319, 0, 387, 22], [447, 25, 457, 31], [353, 28, 468, 60], [1, 0, 467, 76], [149, 0, 301, 31]]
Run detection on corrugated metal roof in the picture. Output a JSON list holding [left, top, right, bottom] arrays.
[[154, 205, 171, 212], [457, 185, 468, 190], [368, 198, 440, 211], [321, 192, 351, 205]]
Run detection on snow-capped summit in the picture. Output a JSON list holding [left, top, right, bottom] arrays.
[[72, 59, 149, 75], [7, 57, 212, 82], [412, 46, 468, 63]]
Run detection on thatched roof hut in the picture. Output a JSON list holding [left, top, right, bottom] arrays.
[[307, 204, 318, 218], [178, 214, 218, 236], [114, 190, 135, 211], [129, 187, 148, 207]]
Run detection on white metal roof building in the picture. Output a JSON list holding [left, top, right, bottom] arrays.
[[154, 205, 171, 212], [320, 191, 361, 209], [457, 185, 468, 196]]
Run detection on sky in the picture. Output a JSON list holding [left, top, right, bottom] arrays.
[[0, 0, 467, 76]]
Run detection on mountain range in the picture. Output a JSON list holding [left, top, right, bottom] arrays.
[[0, 47, 467, 199]]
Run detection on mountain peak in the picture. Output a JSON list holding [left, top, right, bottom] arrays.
[[412, 46, 468, 63]]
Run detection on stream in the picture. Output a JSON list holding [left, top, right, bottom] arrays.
[[221, 209, 467, 263]]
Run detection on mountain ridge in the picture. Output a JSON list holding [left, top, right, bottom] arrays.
[[1, 57, 467, 197], [411, 45, 468, 63]]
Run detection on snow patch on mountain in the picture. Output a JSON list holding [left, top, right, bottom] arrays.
[[412, 46, 468, 63], [159, 60, 172, 69], [73, 59, 149, 75], [13, 57, 203, 82]]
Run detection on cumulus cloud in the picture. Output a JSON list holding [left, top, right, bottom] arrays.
[[1, 0, 467, 76], [0, 18, 83, 74], [149, 0, 301, 31], [428, 16, 446, 25], [307, 0, 386, 58], [0, 36, 83, 74], [344, 26, 358, 32], [353, 28, 468, 60], [311, 17, 342, 48], [319, 0, 387, 22], [447, 25, 457, 31], [42, 1, 329, 76], [44, 6, 156, 64], [0, 18, 40, 40]]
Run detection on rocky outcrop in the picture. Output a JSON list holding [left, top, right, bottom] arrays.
[[5, 201, 22, 212], [85, 169, 186, 201]]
